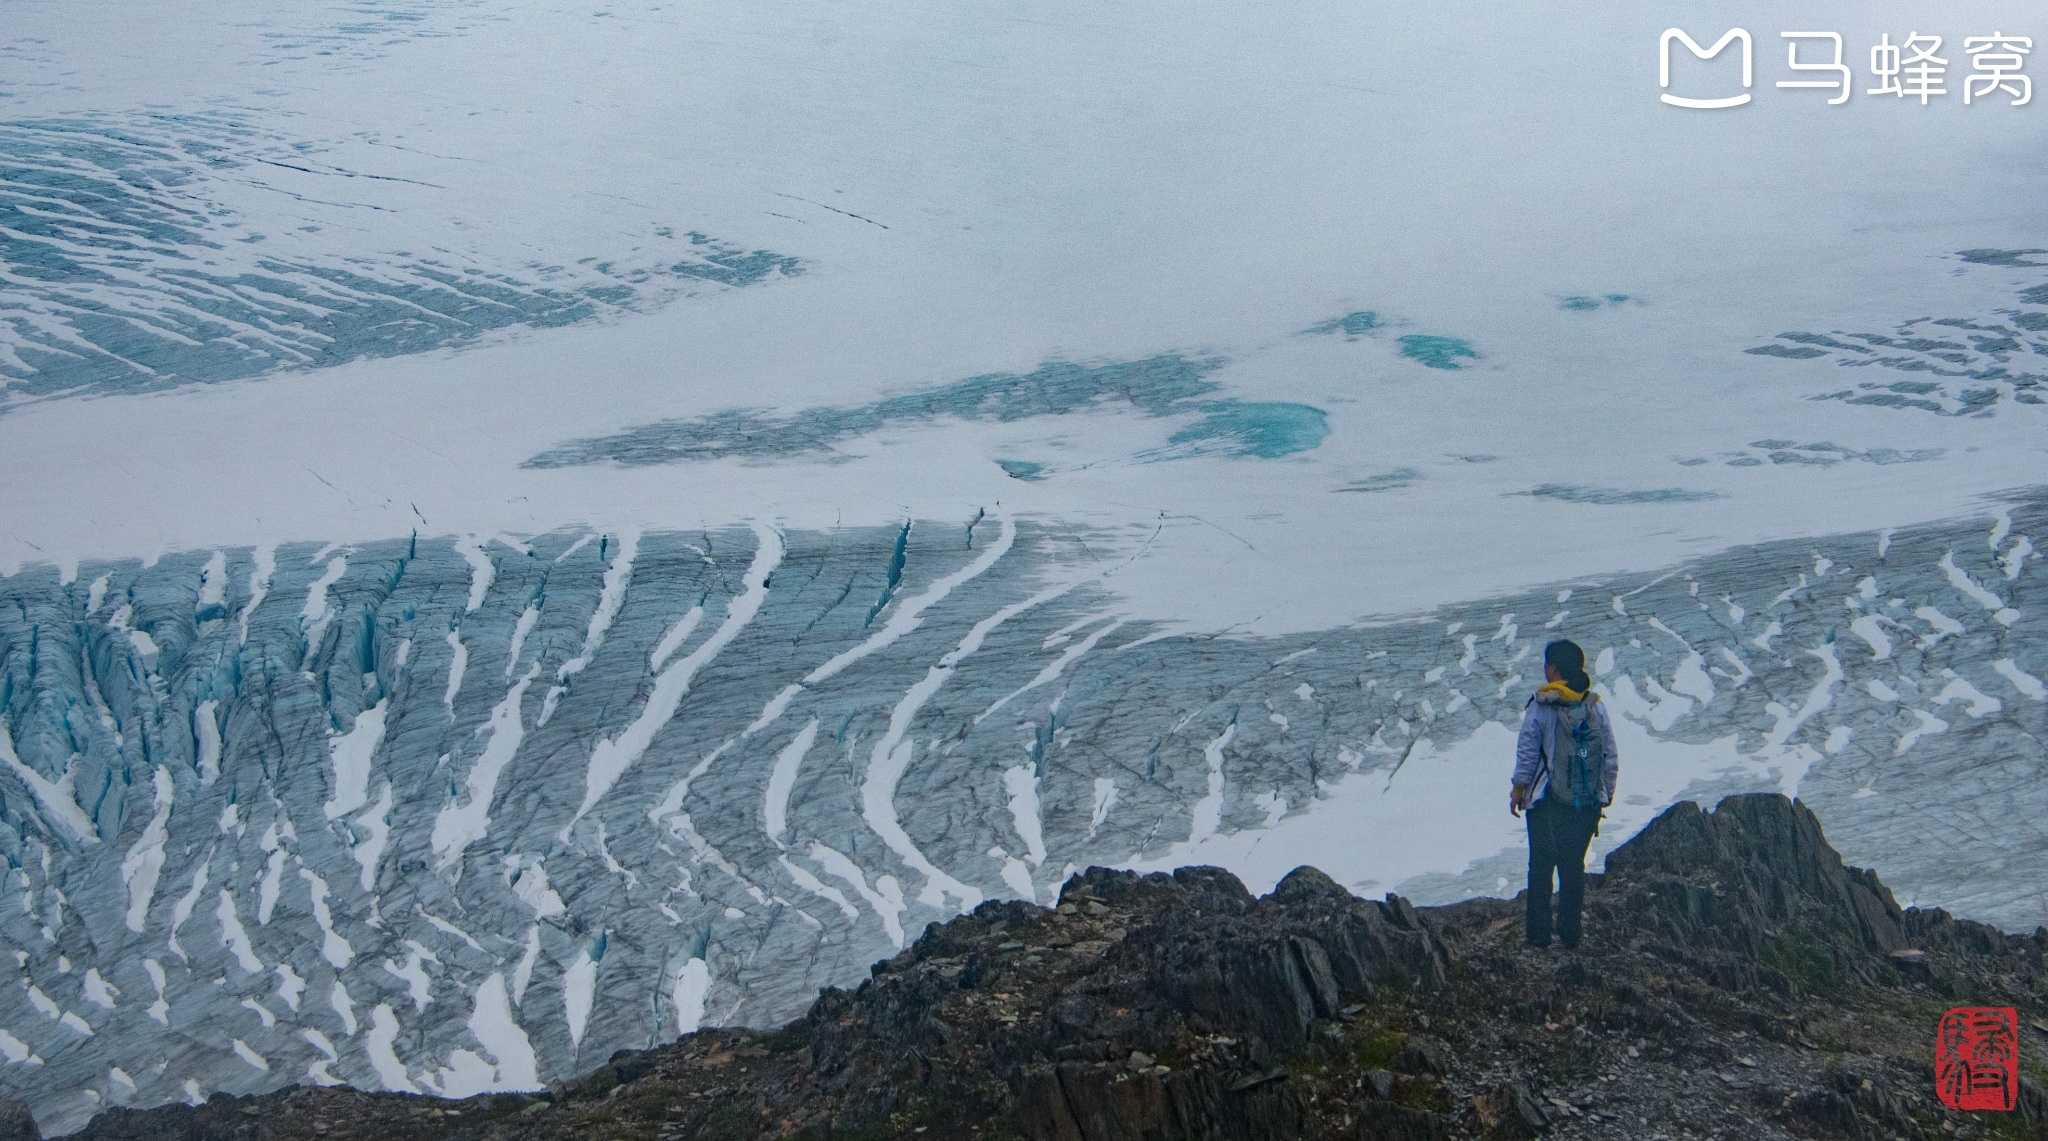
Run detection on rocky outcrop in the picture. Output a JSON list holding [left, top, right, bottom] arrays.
[[1599, 793, 1911, 996], [1605, 793, 1906, 950], [982, 864, 1448, 1140], [0, 1101, 36, 1141], [60, 793, 2048, 1141]]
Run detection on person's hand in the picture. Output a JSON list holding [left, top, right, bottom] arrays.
[[1509, 786, 1528, 817]]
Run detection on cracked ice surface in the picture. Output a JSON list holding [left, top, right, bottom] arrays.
[[4, 0, 2048, 1131], [0, 113, 799, 409], [0, 506, 2040, 1129]]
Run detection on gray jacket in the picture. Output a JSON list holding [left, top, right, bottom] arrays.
[[1512, 687, 1619, 808]]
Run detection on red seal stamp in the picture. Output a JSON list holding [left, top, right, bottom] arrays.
[[1934, 1006, 2018, 1111]]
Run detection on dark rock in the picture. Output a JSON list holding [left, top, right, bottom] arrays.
[[1782, 1088, 1865, 1139], [1604, 795, 1905, 956], [1019, 1062, 1300, 1141], [1052, 995, 1100, 1031], [55, 794, 2048, 1141], [0, 1101, 36, 1141], [2020, 1076, 2048, 1125], [1119, 888, 1338, 1054], [1354, 1096, 1446, 1140], [1470, 1082, 1549, 1139], [1393, 1034, 1451, 1076], [605, 1048, 653, 1085], [1229, 1068, 1288, 1093]]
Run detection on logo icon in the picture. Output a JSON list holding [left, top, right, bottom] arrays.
[[1934, 1006, 2019, 1111], [1661, 28, 1753, 108]]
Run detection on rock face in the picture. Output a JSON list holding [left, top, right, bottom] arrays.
[[879, 863, 1451, 1141], [1603, 794, 1909, 965], [0, 1101, 36, 1141], [59, 794, 2048, 1141], [0, 500, 2042, 1131]]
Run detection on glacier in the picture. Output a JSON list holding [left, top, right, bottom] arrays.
[[0, 504, 2042, 1130], [0, 113, 800, 407], [3, 0, 2048, 1131]]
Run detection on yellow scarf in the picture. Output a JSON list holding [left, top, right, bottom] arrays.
[[1537, 680, 1597, 703]]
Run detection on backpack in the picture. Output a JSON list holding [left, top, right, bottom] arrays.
[[1543, 701, 1605, 812]]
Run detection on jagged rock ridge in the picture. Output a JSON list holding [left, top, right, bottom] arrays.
[[59, 794, 2048, 1141]]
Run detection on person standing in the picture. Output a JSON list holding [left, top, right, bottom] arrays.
[[1510, 639, 1619, 949]]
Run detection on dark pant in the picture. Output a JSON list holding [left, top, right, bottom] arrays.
[[1525, 798, 1601, 947]]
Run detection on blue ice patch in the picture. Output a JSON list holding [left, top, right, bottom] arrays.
[[1560, 294, 1637, 311], [1746, 344, 1829, 360], [1957, 248, 2048, 268], [1336, 468, 1418, 493], [528, 354, 1331, 469], [1166, 402, 1330, 459], [1526, 484, 1722, 505], [997, 459, 1049, 481], [1307, 311, 1380, 337], [1397, 335, 1478, 370]]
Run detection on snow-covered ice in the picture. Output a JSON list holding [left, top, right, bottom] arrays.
[[1, 0, 2046, 1130]]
